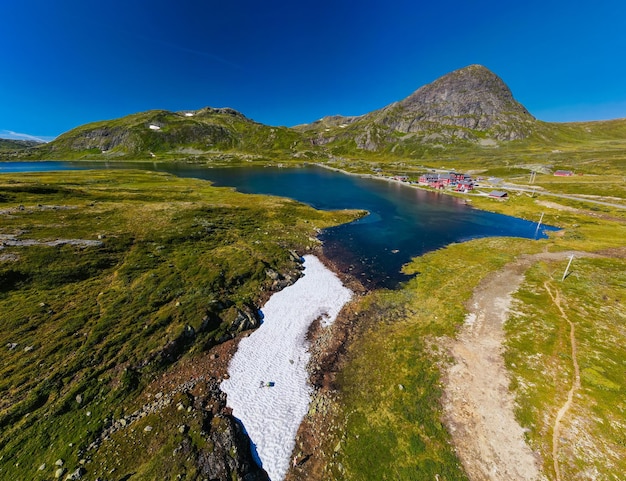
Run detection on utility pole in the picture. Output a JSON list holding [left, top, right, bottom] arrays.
[[535, 212, 544, 237], [561, 254, 574, 281]]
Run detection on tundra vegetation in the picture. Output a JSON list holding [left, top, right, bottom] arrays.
[[2, 64, 626, 480], [318, 153, 625, 480], [2, 139, 625, 480], [0, 170, 360, 480]]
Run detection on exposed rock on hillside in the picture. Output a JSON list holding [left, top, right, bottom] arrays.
[[7, 64, 606, 161], [392, 64, 534, 139], [300, 65, 537, 150]]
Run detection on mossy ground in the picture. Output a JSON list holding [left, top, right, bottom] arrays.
[[2, 144, 625, 480], [0, 169, 359, 480], [505, 256, 626, 479]]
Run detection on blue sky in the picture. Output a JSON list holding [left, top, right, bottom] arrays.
[[2, 0, 626, 140]]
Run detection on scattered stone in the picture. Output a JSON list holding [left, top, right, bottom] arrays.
[[398, 384, 405, 390], [54, 467, 66, 479], [39, 463, 46, 471], [178, 424, 188, 434], [265, 268, 280, 281], [86, 411, 91, 417], [75, 394, 82, 404], [144, 425, 153, 432], [65, 466, 86, 480], [6, 342, 17, 350], [55, 459, 64, 467]]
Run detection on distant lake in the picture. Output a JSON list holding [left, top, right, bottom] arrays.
[[1, 161, 557, 288]]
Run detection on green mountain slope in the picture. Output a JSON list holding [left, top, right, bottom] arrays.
[[26, 107, 308, 160], [4, 65, 626, 162], [0, 138, 44, 151]]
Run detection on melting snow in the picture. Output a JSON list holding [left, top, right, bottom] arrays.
[[221, 255, 352, 480]]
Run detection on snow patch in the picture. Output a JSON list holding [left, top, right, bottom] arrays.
[[148, 124, 161, 130], [221, 255, 352, 481]]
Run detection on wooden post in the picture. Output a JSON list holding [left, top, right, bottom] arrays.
[[561, 254, 574, 281]]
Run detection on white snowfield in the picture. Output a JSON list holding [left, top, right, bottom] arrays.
[[221, 255, 352, 481]]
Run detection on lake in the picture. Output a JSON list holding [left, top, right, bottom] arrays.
[[1, 162, 557, 288]]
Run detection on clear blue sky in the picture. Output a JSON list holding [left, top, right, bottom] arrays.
[[2, 0, 626, 141]]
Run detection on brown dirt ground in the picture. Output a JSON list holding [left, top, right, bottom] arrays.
[[441, 251, 600, 481]]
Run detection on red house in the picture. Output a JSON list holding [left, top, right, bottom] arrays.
[[456, 180, 474, 191]]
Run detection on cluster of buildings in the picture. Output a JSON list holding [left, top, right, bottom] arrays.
[[387, 170, 510, 198], [417, 172, 475, 192]]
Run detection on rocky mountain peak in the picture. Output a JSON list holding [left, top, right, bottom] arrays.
[[401, 64, 532, 118], [302, 65, 539, 151], [385, 64, 535, 141]]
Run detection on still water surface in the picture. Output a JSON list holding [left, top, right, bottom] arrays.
[[2, 162, 557, 287]]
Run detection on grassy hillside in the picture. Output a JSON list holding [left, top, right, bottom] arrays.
[[505, 255, 626, 479], [0, 138, 44, 151], [0, 170, 360, 480], [14, 108, 312, 162]]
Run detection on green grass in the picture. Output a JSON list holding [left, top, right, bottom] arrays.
[[2, 153, 625, 480], [505, 257, 626, 479], [0, 169, 360, 480], [328, 237, 549, 481]]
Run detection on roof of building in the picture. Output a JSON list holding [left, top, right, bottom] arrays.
[[488, 190, 508, 197]]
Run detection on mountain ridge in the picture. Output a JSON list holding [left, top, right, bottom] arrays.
[[296, 65, 538, 150], [3, 64, 626, 160]]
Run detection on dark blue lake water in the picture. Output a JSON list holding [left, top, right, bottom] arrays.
[[1, 162, 557, 288]]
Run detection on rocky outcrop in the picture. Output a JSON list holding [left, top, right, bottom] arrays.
[[302, 65, 537, 149], [200, 413, 269, 481], [387, 64, 535, 140]]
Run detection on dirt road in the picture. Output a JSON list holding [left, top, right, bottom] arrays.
[[441, 251, 595, 481]]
